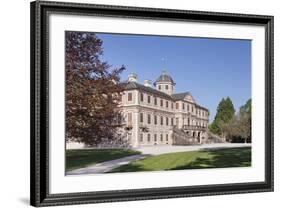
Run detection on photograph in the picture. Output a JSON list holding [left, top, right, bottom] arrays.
[[30, 1, 273, 206], [65, 31, 252, 175]]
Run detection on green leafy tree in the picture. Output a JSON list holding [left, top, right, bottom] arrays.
[[219, 99, 251, 143], [65, 31, 125, 145]]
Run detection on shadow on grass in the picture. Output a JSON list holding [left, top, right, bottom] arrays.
[[108, 163, 149, 173], [109, 147, 251, 173], [171, 147, 251, 170]]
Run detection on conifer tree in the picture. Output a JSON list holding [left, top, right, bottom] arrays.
[[209, 97, 235, 136]]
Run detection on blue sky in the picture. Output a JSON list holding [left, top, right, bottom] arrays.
[[96, 33, 251, 122]]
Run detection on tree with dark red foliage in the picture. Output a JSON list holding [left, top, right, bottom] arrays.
[[65, 31, 125, 145]]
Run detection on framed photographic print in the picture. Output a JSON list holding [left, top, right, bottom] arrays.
[[30, 0, 274, 207]]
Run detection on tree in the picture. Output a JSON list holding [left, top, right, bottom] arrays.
[[209, 97, 235, 136], [233, 99, 251, 143], [65, 31, 125, 145], [220, 99, 251, 143]]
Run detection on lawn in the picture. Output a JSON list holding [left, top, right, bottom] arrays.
[[66, 149, 141, 171], [109, 147, 251, 173]]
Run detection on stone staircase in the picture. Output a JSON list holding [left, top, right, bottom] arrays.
[[172, 127, 199, 145], [206, 130, 225, 143]]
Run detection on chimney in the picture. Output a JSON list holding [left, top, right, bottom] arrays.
[[144, 79, 152, 87], [128, 73, 137, 82]]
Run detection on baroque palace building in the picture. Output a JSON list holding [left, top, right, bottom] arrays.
[[118, 72, 210, 147]]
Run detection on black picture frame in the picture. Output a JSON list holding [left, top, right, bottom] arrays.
[[30, 0, 274, 207]]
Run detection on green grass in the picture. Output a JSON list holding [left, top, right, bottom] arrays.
[[109, 147, 251, 173], [66, 149, 141, 171]]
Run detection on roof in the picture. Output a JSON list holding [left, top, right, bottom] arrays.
[[122, 81, 209, 111], [154, 72, 175, 85], [171, 92, 191, 101], [123, 81, 173, 100]]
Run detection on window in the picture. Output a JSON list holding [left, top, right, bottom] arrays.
[[140, 93, 144, 102], [160, 134, 163, 141], [158, 85, 161, 90], [176, 103, 179, 109], [160, 99, 163, 107], [187, 104, 189, 111], [154, 115, 157, 125], [140, 133, 143, 142], [182, 103, 185, 110], [166, 134, 169, 141], [128, 113, 132, 123], [147, 134, 151, 142], [166, 117, 169, 126], [171, 118, 174, 126], [165, 85, 168, 90], [147, 114, 151, 124], [128, 92, 132, 101], [192, 106, 194, 112], [160, 116, 163, 125], [171, 103, 174, 109], [140, 113, 143, 123], [166, 101, 169, 108], [154, 97, 157, 105], [147, 95, 151, 103], [154, 134, 157, 142]]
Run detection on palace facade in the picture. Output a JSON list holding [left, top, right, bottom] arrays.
[[118, 72, 209, 147]]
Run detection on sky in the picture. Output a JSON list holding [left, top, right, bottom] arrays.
[[96, 32, 251, 122]]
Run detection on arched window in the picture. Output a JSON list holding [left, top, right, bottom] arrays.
[[140, 113, 143, 123], [147, 95, 151, 103], [140, 133, 143, 142], [140, 93, 144, 102], [147, 114, 151, 124]]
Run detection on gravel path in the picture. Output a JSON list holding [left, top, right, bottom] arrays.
[[67, 154, 149, 175], [135, 143, 251, 155]]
